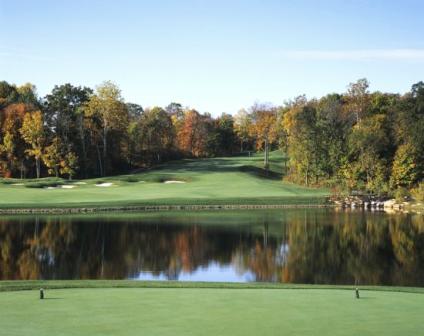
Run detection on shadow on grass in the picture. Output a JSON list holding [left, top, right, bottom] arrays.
[[153, 159, 285, 180], [239, 165, 283, 180]]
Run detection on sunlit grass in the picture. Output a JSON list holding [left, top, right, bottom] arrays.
[[0, 151, 328, 208], [0, 284, 422, 336]]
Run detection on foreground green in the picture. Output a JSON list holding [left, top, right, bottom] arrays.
[[0, 152, 328, 209], [1, 284, 422, 336]]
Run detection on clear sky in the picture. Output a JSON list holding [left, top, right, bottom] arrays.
[[1, 0, 424, 115]]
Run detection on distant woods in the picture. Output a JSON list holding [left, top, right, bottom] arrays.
[[0, 79, 423, 194]]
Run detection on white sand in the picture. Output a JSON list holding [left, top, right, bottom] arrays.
[[45, 185, 76, 190], [164, 180, 186, 184], [74, 181, 87, 185], [11, 183, 24, 186], [96, 182, 113, 187]]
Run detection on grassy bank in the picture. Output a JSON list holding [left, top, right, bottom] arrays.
[[0, 152, 328, 210], [1, 280, 424, 294], [1, 281, 423, 336]]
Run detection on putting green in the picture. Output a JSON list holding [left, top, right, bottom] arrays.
[[0, 152, 327, 208], [0, 288, 422, 335]]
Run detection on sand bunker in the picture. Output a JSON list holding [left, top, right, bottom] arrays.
[[74, 181, 87, 185], [11, 183, 24, 186], [96, 182, 113, 187], [45, 185, 76, 190], [164, 180, 186, 184]]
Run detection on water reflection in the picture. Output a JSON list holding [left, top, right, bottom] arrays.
[[0, 210, 423, 286]]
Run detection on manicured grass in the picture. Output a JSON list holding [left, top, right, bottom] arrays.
[[0, 284, 423, 336], [0, 152, 328, 209]]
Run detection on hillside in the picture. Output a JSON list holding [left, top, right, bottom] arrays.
[[0, 151, 328, 209]]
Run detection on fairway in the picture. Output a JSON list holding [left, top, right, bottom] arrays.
[[0, 288, 422, 336], [0, 152, 327, 208]]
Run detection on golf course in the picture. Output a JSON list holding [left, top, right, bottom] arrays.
[[0, 152, 328, 210], [0, 282, 423, 336]]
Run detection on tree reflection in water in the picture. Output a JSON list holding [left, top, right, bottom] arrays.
[[0, 210, 423, 286]]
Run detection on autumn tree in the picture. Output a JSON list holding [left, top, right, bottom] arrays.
[[390, 143, 420, 189], [60, 151, 78, 180], [282, 97, 321, 185], [251, 105, 278, 169], [0, 103, 29, 177], [83, 81, 129, 175], [346, 78, 370, 124], [20, 111, 45, 178], [177, 109, 208, 157], [43, 137, 63, 177], [393, 82, 424, 185], [234, 109, 253, 152]]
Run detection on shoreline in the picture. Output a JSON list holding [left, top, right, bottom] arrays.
[[1, 280, 423, 294], [0, 203, 332, 215], [0, 202, 421, 215]]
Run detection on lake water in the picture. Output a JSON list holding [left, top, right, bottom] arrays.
[[0, 209, 423, 286]]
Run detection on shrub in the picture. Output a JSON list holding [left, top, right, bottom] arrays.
[[25, 180, 64, 189], [411, 182, 424, 202], [22, 177, 64, 188], [122, 176, 140, 183], [0, 178, 19, 185], [394, 187, 410, 202]]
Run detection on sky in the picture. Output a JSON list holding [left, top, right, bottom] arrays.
[[1, 0, 424, 115]]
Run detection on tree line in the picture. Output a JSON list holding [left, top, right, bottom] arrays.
[[281, 79, 424, 196], [0, 78, 423, 195], [0, 80, 278, 179]]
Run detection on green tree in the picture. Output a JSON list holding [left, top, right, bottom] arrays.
[[207, 113, 236, 156], [44, 84, 92, 176], [346, 114, 390, 193], [16, 83, 39, 106], [138, 107, 174, 163], [315, 94, 347, 180], [0, 81, 19, 108], [126, 103, 144, 121]]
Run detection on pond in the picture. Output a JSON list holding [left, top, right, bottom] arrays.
[[0, 209, 423, 286]]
